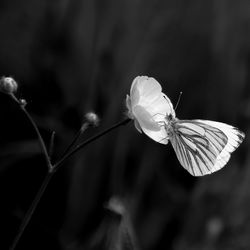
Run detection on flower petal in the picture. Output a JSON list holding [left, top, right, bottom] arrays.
[[141, 126, 169, 145], [134, 119, 142, 133], [142, 93, 175, 120], [133, 105, 160, 131], [131, 76, 175, 119], [127, 76, 173, 145], [131, 76, 162, 106], [130, 77, 141, 106]]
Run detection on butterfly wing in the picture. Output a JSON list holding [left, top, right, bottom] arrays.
[[169, 119, 245, 176]]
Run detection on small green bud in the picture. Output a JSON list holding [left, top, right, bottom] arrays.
[[0, 76, 18, 94]]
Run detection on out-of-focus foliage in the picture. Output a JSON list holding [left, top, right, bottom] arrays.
[[0, 0, 249, 249]]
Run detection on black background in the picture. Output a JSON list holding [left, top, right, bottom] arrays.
[[0, 0, 249, 249]]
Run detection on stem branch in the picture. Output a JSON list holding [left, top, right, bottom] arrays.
[[9, 93, 131, 250], [60, 123, 89, 159], [53, 118, 130, 171]]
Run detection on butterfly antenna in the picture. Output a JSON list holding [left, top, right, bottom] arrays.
[[174, 91, 182, 111]]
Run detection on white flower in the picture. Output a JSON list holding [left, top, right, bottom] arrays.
[[126, 76, 175, 144]]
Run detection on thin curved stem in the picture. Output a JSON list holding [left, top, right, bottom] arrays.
[[53, 118, 131, 172], [10, 94, 52, 170], [60, 123, 89, 159], [49, 131, 56, 160], [9, 172, 54, 250], [9, 93, 131, 250], [20, 106, 52, 170], [9, 94, 54, 249]]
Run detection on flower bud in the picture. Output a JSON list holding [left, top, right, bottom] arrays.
[[106, 197, 125, 215], [85, 112, 100, 127], [19, 98, 27, 107], [0, 76, 18, 94]]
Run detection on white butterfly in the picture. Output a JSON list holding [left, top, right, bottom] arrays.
[[126, 76, 245, 176]]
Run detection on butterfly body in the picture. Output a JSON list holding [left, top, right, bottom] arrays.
[[127, 76, 245, 176], [159, 114, 176, 139]]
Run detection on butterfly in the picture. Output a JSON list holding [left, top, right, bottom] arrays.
[[126, 76, 245, 176]]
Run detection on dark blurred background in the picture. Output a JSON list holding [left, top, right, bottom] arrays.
[[0, 0, 249, 249]]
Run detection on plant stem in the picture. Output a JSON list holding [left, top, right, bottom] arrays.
[[49, 131, 56, 160], [9, 94, 54, 249], [20, 106, 52, 170], [10, 94, 52, 170], [60, 122, 89, 159], [9, 172, 54, 250], [53, 118, 131, 172], [9, 93, 130, 250]]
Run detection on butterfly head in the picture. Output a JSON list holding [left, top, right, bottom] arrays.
[[167, 113, 174, 121]]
